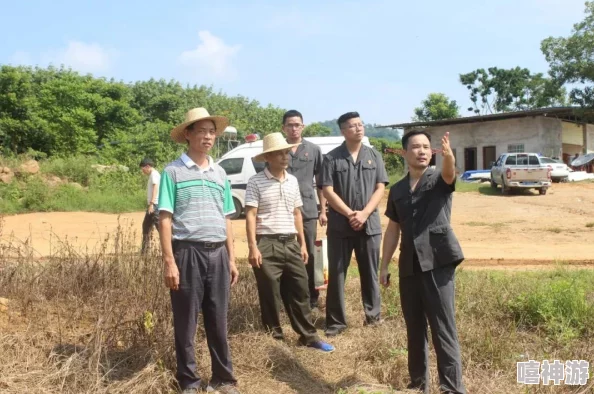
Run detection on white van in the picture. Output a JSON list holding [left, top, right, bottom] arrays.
[[216, 135, 373, 219]]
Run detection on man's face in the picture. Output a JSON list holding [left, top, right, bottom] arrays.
[[282, 116, 304, 141], [404, 134, 432, 170], [185, 119, 217, 154], [265, 149, 290, 170], [141, 165, 151, 175], [340, 117, 365, 143]]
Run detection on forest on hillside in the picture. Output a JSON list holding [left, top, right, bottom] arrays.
[[0, 65, 292, 167]]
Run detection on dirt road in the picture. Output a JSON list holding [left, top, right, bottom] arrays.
[[2, 183, 594, 266]]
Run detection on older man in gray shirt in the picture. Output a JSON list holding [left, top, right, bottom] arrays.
[[381, 130, 465, 394], [283, 110, 328, 309]]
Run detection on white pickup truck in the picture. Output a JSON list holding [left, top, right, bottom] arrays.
[[490, 153, 552, 195]]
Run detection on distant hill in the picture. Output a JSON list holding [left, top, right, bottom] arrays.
[[319, 120, 401, 141]]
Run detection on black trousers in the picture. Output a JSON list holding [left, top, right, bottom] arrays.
[[170, 241, 236, 390], [141, 209, 159, 254], [252, 236, 320, 345], [326, 234, 382, 331], [302, 218, 320, 305], [399, 264, 465, 394]]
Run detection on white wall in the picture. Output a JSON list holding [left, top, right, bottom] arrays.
[[415, 116, 563, 171]]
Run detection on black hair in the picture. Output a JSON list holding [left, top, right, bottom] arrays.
[[337, 112, 360, 129], [283, 110, 303, 124], [139, 157, 154, 167], [402, 130, 432, 150]]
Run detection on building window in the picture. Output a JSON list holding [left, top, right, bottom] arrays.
[[507, 144, 525, 153]]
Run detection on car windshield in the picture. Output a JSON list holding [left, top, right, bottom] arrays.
[[540, 157, 555, 163]]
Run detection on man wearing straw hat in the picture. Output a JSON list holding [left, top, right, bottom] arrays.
[[245, 132, 335, 353], [158, 108, 240, 394]]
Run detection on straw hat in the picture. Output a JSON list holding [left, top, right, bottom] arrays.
[[170, 107, 229, 144], [253, 132, 300, 162]]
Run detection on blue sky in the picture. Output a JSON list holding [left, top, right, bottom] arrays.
[[0, 0, 586, 126]]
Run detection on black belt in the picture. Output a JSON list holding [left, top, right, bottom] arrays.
[[173, 240, 225, 249], [257, 234, 296, 242]]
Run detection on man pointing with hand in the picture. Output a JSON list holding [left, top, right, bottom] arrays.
[[381, 131, 466, 394]]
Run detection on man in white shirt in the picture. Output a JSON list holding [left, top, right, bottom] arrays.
[[245, 132, 334, 353], [140, 157, 160, 255]]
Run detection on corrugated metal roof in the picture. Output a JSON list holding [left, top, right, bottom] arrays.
[[379, 107, 594, 129]]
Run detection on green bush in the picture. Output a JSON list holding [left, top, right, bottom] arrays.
[[41, 156, 99, 186], [369, 137, 404, 177], [506, 273, 594, 341], [21, 177, 50, 211], [0, 155, 147, 214]]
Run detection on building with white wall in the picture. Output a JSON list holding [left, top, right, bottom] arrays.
[[381, 107, 594, 172]]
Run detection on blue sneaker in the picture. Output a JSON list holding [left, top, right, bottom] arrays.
[[307, 340, 335, 353]]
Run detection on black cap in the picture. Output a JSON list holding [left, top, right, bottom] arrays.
[[139, 158, 154, 167]]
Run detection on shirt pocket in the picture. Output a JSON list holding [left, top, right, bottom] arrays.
[[428, 225, 461, 265], [333, 160, 349, 187], [361, 161, 378, 186], [294, 155, 312, 169]]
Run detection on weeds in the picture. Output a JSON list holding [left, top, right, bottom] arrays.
[[1, 227, 593, 393], [0, 156, 145, 214]]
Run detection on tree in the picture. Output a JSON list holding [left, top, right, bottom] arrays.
[[413, 93, 460, 122], [302, 122, 331, 137], [541, 2, 594, 108], [459, 67, 566, 114], [0, 65, 289, 165]]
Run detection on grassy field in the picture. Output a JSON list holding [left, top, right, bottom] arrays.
[[1, 229, 593, 394], [0, 156, 146, 214]]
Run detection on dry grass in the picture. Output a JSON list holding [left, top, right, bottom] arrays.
[[1, 222, 594, 393]]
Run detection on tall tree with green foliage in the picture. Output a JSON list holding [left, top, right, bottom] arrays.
[[459, 67, 566, 114], [0, 65, 287, 166], [318, 119, 400, 140], [413, 93, 460, 122], [541, 2, 594, 108], [302, 122, 332, 137]]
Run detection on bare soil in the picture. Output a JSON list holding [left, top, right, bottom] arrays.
[[2, 182, 594, 267]]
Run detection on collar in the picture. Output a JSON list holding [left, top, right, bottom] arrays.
[[287, 138, 304, 156], [264, 167, 288, 182], [407, 167, 433, 192], [339, 141, 368, 160], [181, 153, 213, 171]]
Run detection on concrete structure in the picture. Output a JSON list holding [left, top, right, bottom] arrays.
[[381, 107, 594, 172]]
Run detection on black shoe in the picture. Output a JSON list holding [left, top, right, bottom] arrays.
[[364, 318, 384, 327], [271, 332, 285, 341], [310, 299, 319, 310], [324, 327, 345, 337]]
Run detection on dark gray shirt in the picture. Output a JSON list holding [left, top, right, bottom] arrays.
[[287, 139, 324, 220], [385, 168, 464, 278], [321, 142, 389, 237]]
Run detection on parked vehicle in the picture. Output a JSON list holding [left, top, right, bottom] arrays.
[[538, 156, 571, 182], [490, 153, 552, 195], [216, 136, 373, 219]]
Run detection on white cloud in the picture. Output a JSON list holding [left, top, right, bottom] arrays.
[[9, 41, 115, 75], [178, 31, 240, 81], [9, 51, 33, 65], [43, 41, 114, 74]]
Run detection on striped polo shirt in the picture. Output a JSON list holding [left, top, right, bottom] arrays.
[[245, 168, 303, 235], [158, 153, 235, 242]]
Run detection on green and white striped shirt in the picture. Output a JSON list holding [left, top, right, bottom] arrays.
[[158, 153, 235, 242]]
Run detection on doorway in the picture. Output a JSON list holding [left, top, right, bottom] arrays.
[[483, 146, 496, 169], [464, 147, 477, 171]]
